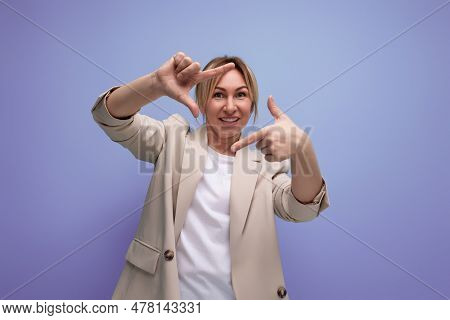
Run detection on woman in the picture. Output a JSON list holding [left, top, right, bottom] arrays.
[[91, 52, 330, 300]]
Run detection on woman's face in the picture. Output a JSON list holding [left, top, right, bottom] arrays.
[[201, 69, 253, 141]]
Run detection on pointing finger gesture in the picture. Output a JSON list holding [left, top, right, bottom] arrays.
[[231, 96, 310, 162]]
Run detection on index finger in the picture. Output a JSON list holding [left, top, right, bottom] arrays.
[[196, 62, 235, 83], [231, 127, 268, 152]]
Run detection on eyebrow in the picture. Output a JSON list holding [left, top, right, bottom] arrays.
[[215, 85, 248, 91]]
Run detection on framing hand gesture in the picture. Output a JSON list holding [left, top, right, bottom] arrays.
[[155, 52, 235, 118]]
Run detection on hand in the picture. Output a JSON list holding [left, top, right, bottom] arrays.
[[230, 96, 310, 161], [154, 52, 235, 118]]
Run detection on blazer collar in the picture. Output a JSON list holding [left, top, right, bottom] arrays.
[[174, 123, 262, 247]]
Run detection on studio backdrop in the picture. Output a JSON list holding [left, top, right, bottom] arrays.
[[1, 0, 449, 300]]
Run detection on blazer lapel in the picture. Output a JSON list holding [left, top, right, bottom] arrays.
[[173, 123, 262, 246], [229, 146, 262, 249], [174, 124, 207, 246]]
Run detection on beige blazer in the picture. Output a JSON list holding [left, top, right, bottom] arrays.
[[91, 86, 330, 300]]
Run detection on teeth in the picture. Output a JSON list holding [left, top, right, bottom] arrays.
[[221, 118, 239, 122]]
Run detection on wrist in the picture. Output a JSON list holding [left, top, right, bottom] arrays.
[[146, 71, 165, 100], [291, 130, 311, 157]]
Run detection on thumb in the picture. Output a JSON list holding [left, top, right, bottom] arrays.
[[268, 95, 283, 120], [177, 93, 200, 118]]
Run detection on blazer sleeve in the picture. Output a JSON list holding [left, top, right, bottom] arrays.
[[91, 86, 188, 164], [272, 159, 330, 222]]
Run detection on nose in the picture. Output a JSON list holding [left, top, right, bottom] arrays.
[[224, 96, 237, 114]]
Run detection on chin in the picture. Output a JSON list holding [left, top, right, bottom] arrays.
[[218, 129, 239, 137], [218, 128, 241, 139], [208, 122, 243, 139]]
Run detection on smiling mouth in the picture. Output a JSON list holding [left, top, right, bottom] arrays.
[[220, 117, 240, 123]]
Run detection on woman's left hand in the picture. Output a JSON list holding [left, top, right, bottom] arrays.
[[230, 96, 310, 162]]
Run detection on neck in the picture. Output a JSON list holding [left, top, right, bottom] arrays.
[[206, 126, 241, 157]]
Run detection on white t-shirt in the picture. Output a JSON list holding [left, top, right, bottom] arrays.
[[176, 145, 236, 300]]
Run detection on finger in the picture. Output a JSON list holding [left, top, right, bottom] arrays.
[[172, 52, 186, 66], [267, 95, 283, 120], [177, 62, 201, 82], [264, 154, 278, 162], [177, 93, 200, 118], [196, 62, 235, 83], [256, 138, 270, 150], [230, 127, 268, 152], [260, 146, 272, 155], [175, 56, 193, 73]]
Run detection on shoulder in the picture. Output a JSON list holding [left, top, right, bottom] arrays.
[[162, 113, 190, 130], [160, 113, 193, 149], [161, 113, 192, 137]]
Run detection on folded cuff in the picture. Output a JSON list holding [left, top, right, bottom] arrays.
[[281, 178, 330, 222], [91, 85, 137, 126]]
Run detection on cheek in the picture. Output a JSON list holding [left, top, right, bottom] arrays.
[[204, 102, 219, 118], [241, 103, 253, 119]]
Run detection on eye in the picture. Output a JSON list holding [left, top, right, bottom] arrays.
[[237, 92, 247, 98], [213, 92, 224, 98]]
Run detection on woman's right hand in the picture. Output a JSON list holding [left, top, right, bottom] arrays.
[[154, 52, 235, 118]]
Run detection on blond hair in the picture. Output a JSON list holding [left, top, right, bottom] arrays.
[[195, 55, 258, 124]]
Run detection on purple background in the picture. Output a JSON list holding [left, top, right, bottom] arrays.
[[1, 0, 449, 299]]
